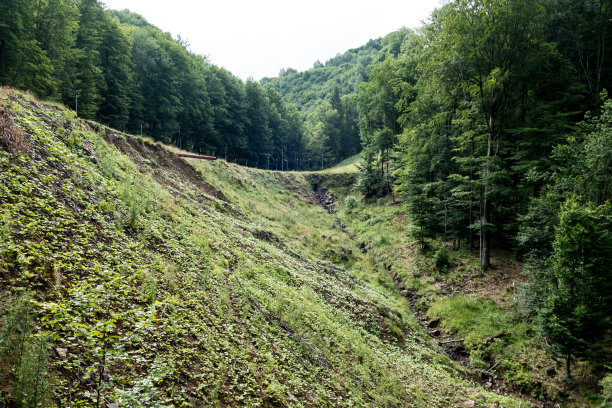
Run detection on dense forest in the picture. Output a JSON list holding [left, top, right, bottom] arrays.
[[261, 30, 414, 167], [0, 0, 357, 170], [355, 0, 612, 377]]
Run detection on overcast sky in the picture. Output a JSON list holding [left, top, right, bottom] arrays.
[[101, 0, 442, 81]]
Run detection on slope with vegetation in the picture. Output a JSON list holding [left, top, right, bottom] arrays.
[[0, 88, 530, 407], [353, 0, 612, 403], [332, 187, 610, 406]]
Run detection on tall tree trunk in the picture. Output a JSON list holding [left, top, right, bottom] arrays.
[[482, 195, 490, 270], [481, 126, 493, 271]]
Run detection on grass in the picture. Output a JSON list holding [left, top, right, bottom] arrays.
[[333, 188, 600, 405], [0, 87, 527, 407], [320, 153, 362, 173], [427, 295, 530, 347]]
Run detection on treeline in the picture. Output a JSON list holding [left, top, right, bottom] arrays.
[[262, 30, 418, 167], [357, 0, 611, 374], [0, 0, 310, 169]]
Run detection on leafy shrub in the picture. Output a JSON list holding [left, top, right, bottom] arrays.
[[265, 381, 286, 404]]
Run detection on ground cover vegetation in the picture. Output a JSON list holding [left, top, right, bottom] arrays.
[[0, 88, 529, 407], [349, 0, 612, 404]]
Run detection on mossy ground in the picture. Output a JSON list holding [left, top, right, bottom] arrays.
[[0, 88, 526, 407]]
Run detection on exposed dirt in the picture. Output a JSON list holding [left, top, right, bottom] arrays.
[[99, 129, 243, 219], [441, 252, 526, 304], [313, 188, 338, 214], [313, 189, 366, 251], [0, 99, 30, 152]]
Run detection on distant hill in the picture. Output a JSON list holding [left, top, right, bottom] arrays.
[[261, 29, 413, 115]]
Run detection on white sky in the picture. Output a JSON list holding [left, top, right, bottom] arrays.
[[102, 0, 442, 81]]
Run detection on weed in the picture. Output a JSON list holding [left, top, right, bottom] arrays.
[[264, 381, 286, 404], [140, 269, 158, 303]]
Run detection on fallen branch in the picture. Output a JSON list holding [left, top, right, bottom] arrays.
[[439, 339, 464, 345], [483, 332, 510, 345], [488, 361, 499, 372]]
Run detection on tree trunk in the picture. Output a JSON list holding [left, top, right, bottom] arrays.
[[481, 127, 493, 271], [481, 196, 490, 270]]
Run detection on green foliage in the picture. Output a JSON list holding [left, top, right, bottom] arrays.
[[519, 96, 612, 376], [0, 90, 526, 408], [264, 381, 286, 404], [433, 245, 450, 273], [600, 374, 612, 408], [0, 295, 51, 407], [354, 0, 612, 273], [344, 195, 358, 211], [536, 198, 612, 376], [0, 1, 307, 169], [262, 30, 416, 167]]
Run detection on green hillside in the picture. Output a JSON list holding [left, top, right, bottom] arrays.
[[261, 29, 410, 115], [0, 88, 529, 407]]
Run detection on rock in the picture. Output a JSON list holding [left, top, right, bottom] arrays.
[[462, 400, 475, 408], [55, 347, 67, 358], [428, 317, 441, 328]]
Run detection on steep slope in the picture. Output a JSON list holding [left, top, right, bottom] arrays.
[[0, 88, 525, 407]]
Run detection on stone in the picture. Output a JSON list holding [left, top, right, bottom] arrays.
[[55, 347, 67, 358]]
